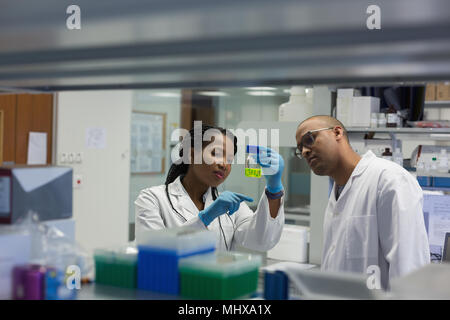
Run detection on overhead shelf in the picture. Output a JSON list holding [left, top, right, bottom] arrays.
[[347, 127, 450, 134], [1, 0, 450, 91], [425, 101, 450, 108]]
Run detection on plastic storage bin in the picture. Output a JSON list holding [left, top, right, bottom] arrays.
[[12, 264, 46, 300], [137, 227, 216, 295], [45, 267, 77, 300], [94, 246, 138, 289], [179, 251, 262, 299], [433, 176, 450, 188], [263, 270, 289, 300], [417, 176, 432, 187]]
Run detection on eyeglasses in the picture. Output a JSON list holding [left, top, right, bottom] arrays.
[[295, 127, 334, 159]]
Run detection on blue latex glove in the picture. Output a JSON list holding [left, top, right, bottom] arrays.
[[254, 146, 285, 193], [198, 191, 253, 226]]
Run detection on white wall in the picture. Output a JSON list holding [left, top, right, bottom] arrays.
[[56, 90, 132, 254], [128, 91, 182, 226]]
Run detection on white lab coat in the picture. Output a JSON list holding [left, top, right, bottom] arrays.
[[135, 176, 284, 252], [321, 150, 430, 289]]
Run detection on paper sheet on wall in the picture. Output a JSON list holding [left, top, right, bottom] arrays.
[[423, 194, 450, 250], [130, 113, 164, 173], [27, 132, 47, 165], [86, 127, 107, 149]]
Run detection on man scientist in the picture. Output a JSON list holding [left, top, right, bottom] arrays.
[[295, 115, 430, 289]]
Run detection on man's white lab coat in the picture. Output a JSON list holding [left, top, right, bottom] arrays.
[[322, 150, 430, 289]]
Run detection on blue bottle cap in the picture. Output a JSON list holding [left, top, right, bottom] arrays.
[[246, 145, 259, 154]]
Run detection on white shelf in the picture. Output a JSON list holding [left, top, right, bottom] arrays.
[[347, 127, 450, 134], [425, 101, 450, 108]]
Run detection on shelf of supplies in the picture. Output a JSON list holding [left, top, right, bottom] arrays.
[[347, 127, 450, 134], [425, 101, 450, 108]]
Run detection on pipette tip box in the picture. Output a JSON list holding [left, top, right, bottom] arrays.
[[137, 227, 216, 295], [94, 246, 138, 289], [179, 251, 261, 300]]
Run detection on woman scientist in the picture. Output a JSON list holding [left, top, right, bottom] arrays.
[[134, 124, 285, 251]]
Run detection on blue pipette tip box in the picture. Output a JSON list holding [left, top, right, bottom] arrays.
[[136, 227, 216, 295]]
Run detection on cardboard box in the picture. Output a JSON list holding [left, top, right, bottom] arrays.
[[436, 82, 450, 101], [351, 96, 381, 127], [425, 83, 436, 101]]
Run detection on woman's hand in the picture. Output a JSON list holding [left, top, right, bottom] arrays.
[[198, 191, 253, 226]]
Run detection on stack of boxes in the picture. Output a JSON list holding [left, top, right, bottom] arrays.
[[425, 82, 450, 121], [93, 227, 262, 299], [336, 89, 380, 127]]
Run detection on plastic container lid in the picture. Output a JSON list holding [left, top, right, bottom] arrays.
[[137, 226, 216, 254], [94, 245, 138, 263], [179, 251, 262, 276]]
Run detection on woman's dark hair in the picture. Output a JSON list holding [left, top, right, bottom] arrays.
[[165, 124, 237, 206], [165, 124, 237, 250]]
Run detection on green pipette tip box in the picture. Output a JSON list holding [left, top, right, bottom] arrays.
[[179, 251, 262, 300], [94, 246, 138, 289]]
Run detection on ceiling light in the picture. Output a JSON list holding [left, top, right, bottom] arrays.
[[246, 91, 277, 96], [197, 91, 229, 97]]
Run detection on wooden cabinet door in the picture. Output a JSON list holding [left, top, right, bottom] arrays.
[[0, 94, 17, 163], [16, 94, 53, 164]]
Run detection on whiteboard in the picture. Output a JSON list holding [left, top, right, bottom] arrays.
[[130, 112, 166, 174]]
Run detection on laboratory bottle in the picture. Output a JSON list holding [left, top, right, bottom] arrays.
[[245, 145, 262, 178], [416, 158, 425, 175], [381, 148, 393, 161], [386, 106, 398, 128], [278, 86, 313, 122], [377, 113, 387, 128], [430, 157, 438, 175], [438, 149, 449, 174], [393, 147, 403, 167]]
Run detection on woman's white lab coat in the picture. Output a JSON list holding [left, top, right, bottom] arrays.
[[321, 150, 430, 289], [135, 176, 284, 252]]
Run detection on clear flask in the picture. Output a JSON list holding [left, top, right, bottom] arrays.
[[245, 145, 262, 178]]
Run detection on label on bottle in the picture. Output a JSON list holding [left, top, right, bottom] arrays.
[[245, 168, 262, 178], [387, 113, 398, 124]]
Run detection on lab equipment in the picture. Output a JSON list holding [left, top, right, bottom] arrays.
[[12, 264, 46, 300], [377, 113, 387, 128], [267, 225, 309, 263], [0, 230, 31, 299], [45, 267, 77, 300], [137, 227, 216, 295], [0, 166, 73, 224], [370, 113, 378, 128], [336, 88, 361, 127], [393, 148, 404, 167], [94, 245, 138, 289], [438, 149, 449, 174], [351, 96, 380, 127], [198, 191, 253, 226], [245, 145, 261, 178], [284, 266, 382, 300], [433, 176, 450, 188], [263, 270, 289, 300], [381, 148, 392, 161], [178, 251, 261, 299], [278, 86, 313, 122], [390, 263, 450, 299]]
